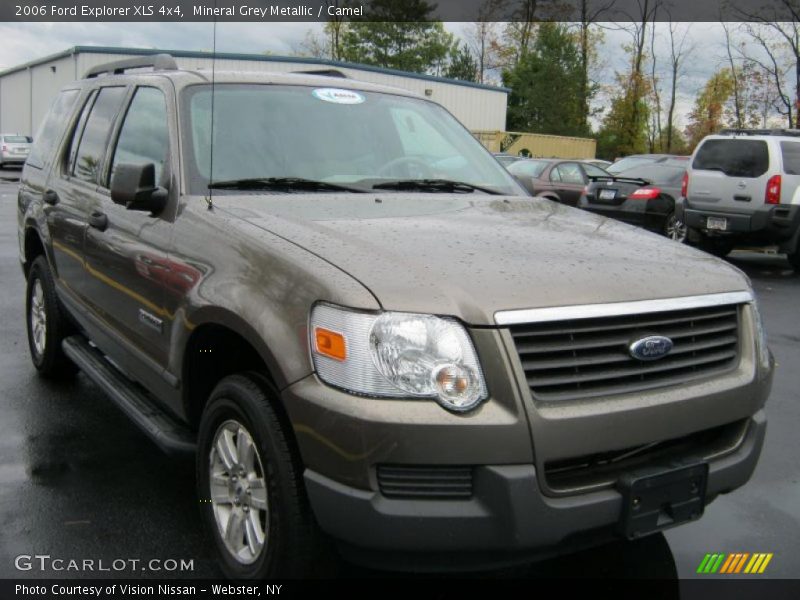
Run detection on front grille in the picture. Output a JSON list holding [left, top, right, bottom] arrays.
[[510, 303, 741, 402], [544, 419, 750, 494], [377, 465, 473, 499]]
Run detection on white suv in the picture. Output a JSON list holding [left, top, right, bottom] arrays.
[[683, 129, 800, 269]]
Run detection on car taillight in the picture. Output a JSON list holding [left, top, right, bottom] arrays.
[[629, 187, 661, 200], [1, 146, 7, 152], [766, 174, 781, 204], [582, 185, 589, 195], [681, 172, 688, 197]]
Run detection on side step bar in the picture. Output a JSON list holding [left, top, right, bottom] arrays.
[[62, 336, 196, 455]]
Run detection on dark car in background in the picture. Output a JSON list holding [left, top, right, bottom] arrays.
[[579, 163, 688, 242], [607, 153, 688, 174], [507, 158, 610, 206]]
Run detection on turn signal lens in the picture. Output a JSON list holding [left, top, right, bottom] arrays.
[[314, 327, 347, 361], [681, 172, 688, 197]]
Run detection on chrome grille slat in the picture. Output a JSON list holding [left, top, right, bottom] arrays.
[[510, 303, 741, 402]]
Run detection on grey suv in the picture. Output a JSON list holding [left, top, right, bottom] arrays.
[[684, 129, 800, 267], [18, 55, 773, 578]]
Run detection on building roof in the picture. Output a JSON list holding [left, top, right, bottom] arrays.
[[0, 45, 510, 94]]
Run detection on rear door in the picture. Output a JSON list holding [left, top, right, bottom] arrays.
[[688, 137, 771, 210], [46, 86, 129, 307], [550, 162, 586, 206]]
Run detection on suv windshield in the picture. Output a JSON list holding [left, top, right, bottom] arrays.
[[693, 139, 769, 177], [182, 84, 522, 195]]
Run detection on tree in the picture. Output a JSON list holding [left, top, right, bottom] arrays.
[[446, 43, 478, 82], [665, 20, 693, 153], [503, 22, 586, 136], [684, 69, 735, 150], [339, 0, 454, 74], [573, 0, 616, 134]]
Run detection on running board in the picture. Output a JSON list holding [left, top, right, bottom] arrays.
[[62, 335, 196, 455]]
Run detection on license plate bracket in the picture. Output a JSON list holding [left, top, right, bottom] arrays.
[[598, 188, 617, 200], [707, 216, 727, 231], [617, 462, 708, 539]]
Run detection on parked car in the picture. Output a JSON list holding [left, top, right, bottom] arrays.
[[607, 153, 688, 174], [19, 55, 772, 579], [507, 158, 610, 206], [683, 129, 800, 267], [0, 133, 32, 167], [582, 158, 613, 170], [493, 152, 523, 167], [579, 163, 688, 242]]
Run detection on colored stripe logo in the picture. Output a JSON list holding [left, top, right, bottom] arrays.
[[697, 553, 773, 574]]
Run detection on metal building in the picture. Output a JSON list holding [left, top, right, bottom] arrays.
[[0, 46, 509, 137]]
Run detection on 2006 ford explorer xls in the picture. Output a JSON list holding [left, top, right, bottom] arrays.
[[18, 55, 773, 578]]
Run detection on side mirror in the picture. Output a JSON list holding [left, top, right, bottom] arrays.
[[110, 163, 168, 213]]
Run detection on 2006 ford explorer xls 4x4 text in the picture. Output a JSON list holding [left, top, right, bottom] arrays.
[[18, 55, 773, 578]]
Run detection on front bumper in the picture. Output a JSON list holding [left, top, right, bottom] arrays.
[[304, 412, 765, 567]]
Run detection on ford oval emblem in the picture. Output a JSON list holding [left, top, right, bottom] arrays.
[[629, 335, 673, 361]]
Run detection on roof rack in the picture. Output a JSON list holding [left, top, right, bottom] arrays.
[[291, 69, 349, 78], [718, 128, 800, 138], [84, 53, 178, 79]]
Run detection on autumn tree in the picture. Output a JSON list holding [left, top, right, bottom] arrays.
[[684, 69, 735, 150]]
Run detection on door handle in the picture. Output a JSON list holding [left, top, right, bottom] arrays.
[[733, 195, 751, 202], [43, 190, 59, 205], [89, 211, 108, 231]]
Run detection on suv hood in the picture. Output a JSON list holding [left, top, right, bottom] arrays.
[[218, 194, 750, 325]]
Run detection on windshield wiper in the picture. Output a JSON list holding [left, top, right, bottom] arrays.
[[208, 177, 366, 193], [372, 178, 502, 195]]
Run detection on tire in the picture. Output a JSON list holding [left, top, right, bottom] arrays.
[[197, 373, 321, 579], [664, 212, 688, 243], [698, 235, 734, 258], [25, 256, 78, 378]]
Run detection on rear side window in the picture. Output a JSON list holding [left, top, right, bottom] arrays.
[[71, 86, 127, 185], [4, 135, 27, 143], [553, 163, 584, 184], [780, 141, 800, 175], [110, 87, 169, 185], [26, 89, 79, 169], [693, 139, 769, 177]]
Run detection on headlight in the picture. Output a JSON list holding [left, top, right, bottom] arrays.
[[310, 304, 488, 412], [749, 299, 771, 372]]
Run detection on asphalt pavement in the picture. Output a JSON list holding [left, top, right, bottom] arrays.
[[0, 170, 797, 581]]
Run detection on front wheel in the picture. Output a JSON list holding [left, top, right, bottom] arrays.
[[197, 373, 321, 579], [25, 256, 77, 378]]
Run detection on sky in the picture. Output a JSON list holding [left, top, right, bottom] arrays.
[[0, 21, 787, 132]]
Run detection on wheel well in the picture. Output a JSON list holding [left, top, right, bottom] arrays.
[[183, 324, 277, 429], [24, 228, 45, 277]]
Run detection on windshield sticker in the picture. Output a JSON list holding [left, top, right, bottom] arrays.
[[312, 88, 366, 105]]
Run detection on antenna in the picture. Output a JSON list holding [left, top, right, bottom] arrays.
[[206, 3, 217, 210]]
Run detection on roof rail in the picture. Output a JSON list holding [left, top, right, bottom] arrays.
[[292, 68, 349, 78], [718, 128, 800, 138], [84, 53, 178, 79]]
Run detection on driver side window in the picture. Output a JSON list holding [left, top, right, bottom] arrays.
[[109, 87, 169, 186]]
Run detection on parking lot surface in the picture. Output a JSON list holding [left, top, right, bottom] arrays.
[[0, 173, 797, 579]]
